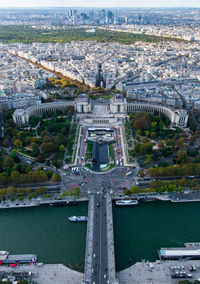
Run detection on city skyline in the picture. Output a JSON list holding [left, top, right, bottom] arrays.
[[0, 0, 200, 8]]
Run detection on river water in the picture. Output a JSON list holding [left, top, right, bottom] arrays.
[[0, 203, 88, 272], [0, 201, 200, 272], [113, 200, 200, 271]]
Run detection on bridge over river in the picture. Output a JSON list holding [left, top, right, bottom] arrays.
[[83, 190, 118, 284]]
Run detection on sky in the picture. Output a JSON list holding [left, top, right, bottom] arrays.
[[0, 0, 199, 8]]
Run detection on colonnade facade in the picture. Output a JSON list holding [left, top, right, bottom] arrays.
[[12, 94, 188, 128], [127, 103, 188, 127], [13, 101, 75, 124]]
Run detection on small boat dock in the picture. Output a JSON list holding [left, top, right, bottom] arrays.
[[0, 252, 37, 265]]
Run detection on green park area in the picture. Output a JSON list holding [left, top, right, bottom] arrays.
[[124, 111, 200, 195], [125, 111, 200, 169], [0, 108, 77, 186], [0, 25, 181, 45]]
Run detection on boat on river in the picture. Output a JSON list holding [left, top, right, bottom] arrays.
[[115, 199, 138, 206], [184, 242, 200, 248], [68, 216, 88, 222]]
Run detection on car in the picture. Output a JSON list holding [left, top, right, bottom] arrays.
[[93, 254, 96, 259], [94, 242, 97, 246], [96, 202, 100, 207], [104, 274, 107, 279]]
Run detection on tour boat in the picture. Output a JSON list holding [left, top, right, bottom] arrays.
[[68, 216, 88, 222], [115, 199, 138, 206]]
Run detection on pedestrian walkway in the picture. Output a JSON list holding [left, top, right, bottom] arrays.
[[83, 194, 95, 283], [106, 194, 119, 284]]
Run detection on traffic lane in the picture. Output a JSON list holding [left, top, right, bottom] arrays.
[[92, 193, 108, 284], [100, 194, 108, 283], [93, 193, 108, 284], [92, 194, 101, 283]]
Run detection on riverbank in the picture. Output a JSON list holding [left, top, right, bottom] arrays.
[[2, 190, 200, 211], [113, 190, 200, 204], [0, 196, 88, 210]]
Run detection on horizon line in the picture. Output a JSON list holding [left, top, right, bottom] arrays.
[[0, 6, 200, 9]]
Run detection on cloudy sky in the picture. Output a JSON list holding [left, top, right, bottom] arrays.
[[0, 0, 199, 7]]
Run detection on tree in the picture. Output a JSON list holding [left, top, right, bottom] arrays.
[[134, 111, 151, 131], [19, 195, 24, 201], [52, 173, 61, 182], [134, 143, 141, 154], [59, 144, 65, 152], [54, 135, 62, 145], [67, 189, 74, 196], [31, 142, 40, 157], [139, 170, 145, 178], [16, 131, 27, 142], [177, 150, 188, 164], [166, 139, 175, 148], [140, 143, 153, 155], [176, 137, 185, 148], [25, 136, 32, 146], [9, 195, 15, 201], [11, 170, 21, 183], [28, 194, 33, 200], [6, 186, 15, 195], [162, 147, 172, 157], [0, 188, 6, 198], [29, 115, 40, 128], [14, 139, 23, 148], [124, 189, 132, 196], [74, 187, 80, 196], [25, 187, 31, 194], [46, 170, 53, 179], [41, 142, 57, 153], [187, 148, 198, 157], [129, 113, 134, 121], [0, 172, 9, 184], [158, 140, 165, 149], [3, 157, 15, 169], [36, 187, 47, 194], [130, 185, 140, 194]]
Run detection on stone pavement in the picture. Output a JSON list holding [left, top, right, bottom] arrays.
[[117, 259, 200, 283], [117, 261, 172, 284], [0, 264, 83, 284]]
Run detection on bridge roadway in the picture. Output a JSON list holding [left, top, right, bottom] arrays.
[[83, 184, 118, 284]]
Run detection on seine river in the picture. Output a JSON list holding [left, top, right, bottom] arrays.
[[0, 201, 200, 272]]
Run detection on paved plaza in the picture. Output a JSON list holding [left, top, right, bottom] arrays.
[[0, 264, 83, 284]]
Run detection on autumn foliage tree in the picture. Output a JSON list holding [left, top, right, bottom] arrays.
[[134, 112, 151, 131]]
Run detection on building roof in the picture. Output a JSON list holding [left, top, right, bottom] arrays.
[[160, 248, 200, 257]]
